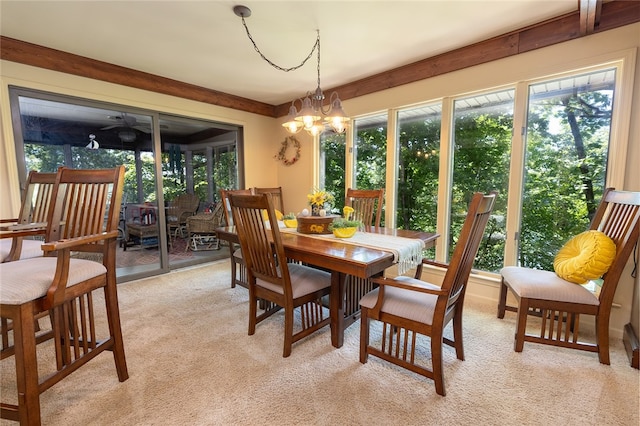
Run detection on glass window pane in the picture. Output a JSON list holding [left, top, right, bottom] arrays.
[[396, 103, 441, 235], [320, 132, 346, 213], [519, 69, 615, 269], [451, 89, 514, 271], [354, 113, 387, 190]]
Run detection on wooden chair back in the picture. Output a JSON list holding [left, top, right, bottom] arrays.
[[220, 188, 253, 226], [588, 188, 640, 309], [345, 188, 384, 227], [44, 166, 125, 306], [439, 191, 497, 310], [254, 187, 284, 213], [1, 171, 57, 262], [229, 193, 290, 294]]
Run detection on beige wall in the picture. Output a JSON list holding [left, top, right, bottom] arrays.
[[1, 23, 639, 337], [0, 64, 280, 218]]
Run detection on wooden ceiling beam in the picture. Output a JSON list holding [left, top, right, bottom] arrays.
[[2, 1, 638, 119]]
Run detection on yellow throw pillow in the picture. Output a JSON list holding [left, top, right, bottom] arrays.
[[553, 230, 616, 284], [261, 209, 283, 221]]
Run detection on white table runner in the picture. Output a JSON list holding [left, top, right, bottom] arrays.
[[281, 228, 424, 275]]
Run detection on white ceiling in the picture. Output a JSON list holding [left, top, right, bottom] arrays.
[[1, 0, 578, 106]]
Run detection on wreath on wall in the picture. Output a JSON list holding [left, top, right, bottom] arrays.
[[274, 136, 301, 166]]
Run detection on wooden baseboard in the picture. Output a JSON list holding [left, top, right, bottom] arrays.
[[623, 323, 639, 369]]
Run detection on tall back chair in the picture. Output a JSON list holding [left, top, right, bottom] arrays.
[[220, 188, 253, 288], [360, 192, 497, 396], [345, 188, 384, 227], [0, 171, 57, 262], [166, 193, 200, 239], [253, 187, 285, 213], [229, 193, 331, 357], [0, 166, 129, 424], [498, 188, 640, 364]]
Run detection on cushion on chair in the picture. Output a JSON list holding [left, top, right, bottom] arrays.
[[0, 257, 107, 305], [0, 239, 43, 262], [553, 230, 616, 284], [501, 266, 600, 305], [256, 263, 330, 299], [359, 276, 441, 324]]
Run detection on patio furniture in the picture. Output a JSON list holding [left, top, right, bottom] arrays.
[[186, 202, 224, 251]]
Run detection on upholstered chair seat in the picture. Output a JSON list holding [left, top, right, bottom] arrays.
[[0, 239, 43, 263], [0, 258, 106, 305], [500, 266, 599, 306]]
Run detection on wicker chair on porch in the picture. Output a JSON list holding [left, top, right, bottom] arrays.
[[166, 193, 200, 240]]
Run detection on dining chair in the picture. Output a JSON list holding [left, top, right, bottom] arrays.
[[360, 191, 497, 396], [229, 193, 332, 357], [0, 171, 57, 359], [253, 186, 285, 213], [498, 188, 640, 364], [0, 166, 129, 424], [345, 188, 384, 227], [342, 188, 385, 323], [0, 171, 57, 263], [220, 188, 253, 289]]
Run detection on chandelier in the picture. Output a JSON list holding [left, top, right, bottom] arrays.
[[233, 5, 350, 136]]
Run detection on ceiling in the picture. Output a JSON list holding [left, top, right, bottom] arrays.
[[0, 0, 579, 107]]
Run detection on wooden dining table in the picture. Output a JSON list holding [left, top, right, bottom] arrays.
[[215, 225, 439, 348]]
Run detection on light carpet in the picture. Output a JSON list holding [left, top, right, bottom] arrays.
[[1, 260, 638, 425]]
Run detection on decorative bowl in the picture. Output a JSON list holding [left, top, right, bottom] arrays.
[[283, 219, 298, 228], [333, 227, 357, 238]]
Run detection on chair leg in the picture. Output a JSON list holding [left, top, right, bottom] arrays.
[[431, 329, 446, 396], [514, 299, 529, 352], [452, 308, 465, 361], [283, 308, 294, 358], [497, 280, 508, 319], [230, 262, 237, 288], [248, 288, 257, 336], [12, 303, 42, 425], [595, 315, 611, 365], [359, 308, 370, 364], [104, 281, 129, 381]]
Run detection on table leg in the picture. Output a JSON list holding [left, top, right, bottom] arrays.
[[330, 271, 347, 348]]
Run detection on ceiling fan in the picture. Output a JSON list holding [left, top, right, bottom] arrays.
[[101, 113, 151, 134]]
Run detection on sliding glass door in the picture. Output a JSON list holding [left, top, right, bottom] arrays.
[[9, 87, 241, 281]]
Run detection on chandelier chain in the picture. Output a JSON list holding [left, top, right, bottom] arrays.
[[240, 16, 319, 73]]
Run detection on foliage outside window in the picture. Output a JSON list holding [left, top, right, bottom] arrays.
[[396, 104, 441, 259], [519, 69, 614, 270], [320, 132, 346, 213]]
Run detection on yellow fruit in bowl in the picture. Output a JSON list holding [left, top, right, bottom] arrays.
[[333, 227, 357, 238], [283, 219, 298, 228]]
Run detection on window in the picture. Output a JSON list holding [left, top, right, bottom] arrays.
[[353, 113, 387, 190], [451, 89, 514, 271], [319, 61, 626, 277], [518, 68, 615, 270], [396, 103, 441, 232]]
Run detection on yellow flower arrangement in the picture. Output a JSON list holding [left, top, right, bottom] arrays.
[[307, 188, 335, 208], [343, 206, 354, 220]]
